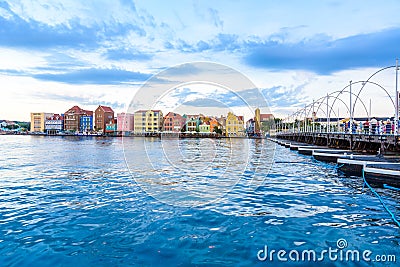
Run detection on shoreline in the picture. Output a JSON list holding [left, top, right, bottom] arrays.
[[0, 132, 267, 139]]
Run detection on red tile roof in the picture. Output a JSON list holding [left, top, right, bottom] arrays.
[[65, 105, 93, 116], [83, 110, 93, 116], [260, 114, 274, 121], [98, 105, 114, 113], [46, 114, 64, 120]]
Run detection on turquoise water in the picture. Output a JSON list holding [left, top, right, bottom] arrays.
[[0, 135, 399, 266]]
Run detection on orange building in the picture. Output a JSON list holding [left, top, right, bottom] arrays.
[[209, 117, 219, 132]]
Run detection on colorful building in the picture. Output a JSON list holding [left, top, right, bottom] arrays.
[[254, 108, 275, 135], [134, 110, 146, 133], [163, 112, 186, 132], [80, 115, 93, 133], [217, 115, 226, 134], [105, 119, 117, 134], [64, 106, 93, 132], [30, 112, 53, 132], [45, 114, 64, 135], [209, 117, 219, 133], [246, 118, 256, 136], [199, 121, 211, 133], [95, 105, 114, 133], [225, 112, 245, 136], [117, 113, 134, 134], [185, 115, 202, 132], [133, 110, 163, 134]]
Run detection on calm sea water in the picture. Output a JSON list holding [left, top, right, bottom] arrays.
[[0, 135, 399, 266]]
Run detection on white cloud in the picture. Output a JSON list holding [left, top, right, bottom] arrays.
[[1, 0, 400, 121]]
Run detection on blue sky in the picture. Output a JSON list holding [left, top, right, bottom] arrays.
[[1, 0, 400, 121]]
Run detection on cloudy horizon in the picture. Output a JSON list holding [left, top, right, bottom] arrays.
[[1, 0, 400, 121]]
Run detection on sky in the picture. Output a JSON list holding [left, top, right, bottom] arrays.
[[1, 0, 400, 122]]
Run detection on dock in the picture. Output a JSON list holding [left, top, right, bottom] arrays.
[[312, 151, 361, 163], [364, 163, 400, 187], [270, 138, 400, 188]]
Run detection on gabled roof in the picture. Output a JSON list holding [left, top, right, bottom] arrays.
[[65, 105, 93, 116], [46, 114, 64, 120], [82, 110, 93, 116], [65, 105, 82, 114], [186, 114, 201, 119], [165, 111, 181, 117], [98, 105, 114, 113]]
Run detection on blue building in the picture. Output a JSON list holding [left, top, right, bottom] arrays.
[[246, 118, 255, 136], [80, 115, 93, 132]]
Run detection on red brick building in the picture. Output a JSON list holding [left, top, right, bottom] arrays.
[[94, 105, 114, 132], [64, 106, 93, 132]]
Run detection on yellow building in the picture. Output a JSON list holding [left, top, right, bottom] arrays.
[[30, 112, 53, 132], [255, 107, 261, 133], [134, 110, 163, 134], [225, 112, 245, 137]]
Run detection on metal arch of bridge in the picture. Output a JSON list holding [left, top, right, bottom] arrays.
[[311, 90, 368, 121], [352, 65, 396, 116], [352, 80, 396, 115]]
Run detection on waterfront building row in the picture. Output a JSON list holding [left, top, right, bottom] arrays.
[[30, 106, 274, 136]]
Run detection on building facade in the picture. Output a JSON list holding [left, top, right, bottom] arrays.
[[185, 115, 202, 132], [134, 110, 146, 133], [199, 122, 211, 133], [117, 113, 134, 133], [254, 108, 275, 135], [79, 115, 93, 133], [133, 110, 163, 134], [217, 115, 226, 135], [209, 117, 219, 133], [225, 112, 245, 136], [105, 119, 117, 134], [64, 106, 93, 132], [45, 114, 64, 135], [30, 112, 53, 132], [145, 110, 163, 133], [246, 118, 256, 136], [163, 112, 186, 132], [94, 105, 114, 133]]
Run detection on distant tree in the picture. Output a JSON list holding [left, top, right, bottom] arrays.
[[213, 126, 223, 135], [6, 124, 19, 130]]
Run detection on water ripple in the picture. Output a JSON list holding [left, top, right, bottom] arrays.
[[0, 136, 399, 266]]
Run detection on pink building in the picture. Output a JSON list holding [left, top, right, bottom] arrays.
[[117, 113, 134, 133], [164, 112, 186, 132]]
